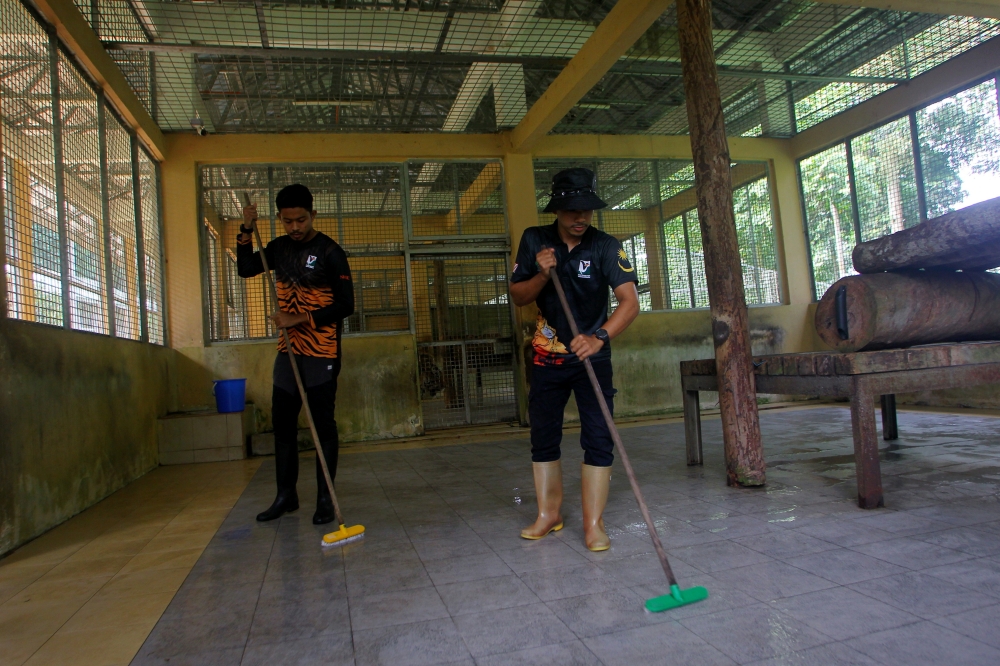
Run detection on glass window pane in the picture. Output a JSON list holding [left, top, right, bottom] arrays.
[[59, 53, 107, 335], [851, 117, 920, 241], [734, 176, 780, 305], [138, 149, 164, 344], [661, 213, 692, 309], [1, 0, 62, 326], [917, 79, 1000, 219], [800, 144, 856, 298], [106, 112, 141, 340]]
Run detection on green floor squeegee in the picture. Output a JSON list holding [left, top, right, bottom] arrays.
[[549, 268, 708, 613]]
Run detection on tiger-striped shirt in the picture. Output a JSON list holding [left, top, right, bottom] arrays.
[[237, 231, 354, 358]]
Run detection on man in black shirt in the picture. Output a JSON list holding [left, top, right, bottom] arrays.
[[510, 168, 639, 552], [237, 184, 354, 525]]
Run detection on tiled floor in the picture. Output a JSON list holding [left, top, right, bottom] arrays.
[[0, 459, 260, 666], [121, 406, 1000, 666]]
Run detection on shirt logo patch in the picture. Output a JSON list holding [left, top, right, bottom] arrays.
[[577, 260, 592, 279], [305, 255, 317, 269], [617, 248, 635, 273]]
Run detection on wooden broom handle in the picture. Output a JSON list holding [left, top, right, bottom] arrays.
[[548, 267, 678, 587]]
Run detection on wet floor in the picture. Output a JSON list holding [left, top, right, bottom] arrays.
[[131, 406, 1000, 665]]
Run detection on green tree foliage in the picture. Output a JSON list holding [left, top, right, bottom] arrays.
[[917, 80, 1000, 218]]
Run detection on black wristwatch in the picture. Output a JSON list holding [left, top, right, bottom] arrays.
[[239, 224, 254, 234], [594, 328, 610, 344]]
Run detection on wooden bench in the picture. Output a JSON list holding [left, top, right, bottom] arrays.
[[680, 342, 1000, 509]]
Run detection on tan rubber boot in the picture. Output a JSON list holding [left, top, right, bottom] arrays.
[[520, 461, 564, 539], [581, 463, 611, 551]]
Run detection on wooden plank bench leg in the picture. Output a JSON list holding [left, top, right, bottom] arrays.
[[851, 377, 884, 509], [880, 394, 898, 441], [683, 388, 703, 466]]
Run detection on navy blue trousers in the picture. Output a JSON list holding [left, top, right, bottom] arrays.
[[528, 358, 615, 467]]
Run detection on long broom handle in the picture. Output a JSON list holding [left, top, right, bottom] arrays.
[[243, 196, 345, 528], [548, 268, 678, 588]]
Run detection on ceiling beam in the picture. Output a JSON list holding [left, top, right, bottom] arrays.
[[29, 0, 165, 160], [508, 0, 675, 152], [810, 0, 1000, 19]]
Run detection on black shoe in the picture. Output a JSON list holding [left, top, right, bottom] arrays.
[[256, 489, 299, 522], [313, 496, 335, 525]]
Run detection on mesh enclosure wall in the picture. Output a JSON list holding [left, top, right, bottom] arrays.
[[411, 252, 517, 428], [139, 148, 165, 343], [799, 143, 855, 297], [917, 78, 1000, 219], [59, 52, 108, 334], [1, 0, 61, 325], [0, 0, 166, 343], [533, 158, 779, 311], [201, 163, 398, 341], [800, 75, 1000, 300], [408, 161, 506, 237], [65, 0, 1000, 136]]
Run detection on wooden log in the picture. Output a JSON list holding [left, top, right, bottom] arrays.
[[815, 272, 1000, 352], [853, 196, 1000, 273], [677, 0, 765, 487]]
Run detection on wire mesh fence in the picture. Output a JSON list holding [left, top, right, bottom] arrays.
[[799, 143, 856, 298], [0, 0, 165, 343], [408, 160, 506, 238], [201, 163, 412, 341], [67, 0, 1000, 136], [799, 75, 1000, 299], [410, 253, 517, 428], [533, 158, 780, 312], [916, 78, 1000, 219], [60, 52, 108, 334]]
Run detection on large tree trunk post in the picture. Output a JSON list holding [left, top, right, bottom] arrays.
[[677, 0, 765, 487]]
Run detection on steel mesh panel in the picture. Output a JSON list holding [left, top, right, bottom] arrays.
[[1, 0, 63, 325], [70, 0, 1000, 135], [800, 143, 856, 299], [59, 52, 108, 334], [201, 163, 411, 341], [800, 75, 1000, 298], [661, 211, 693, 309], [411, 253, 517, 429], [109, 50, 152, 114], [106, 111, 141, 339], [88, 0, 609, 133], [917, 78, 1000, 219], [408, 161, 505, 237], [852, 116, 920, 241], [138, 148, 164, 343], [794, 15, 1000, 132], [733, 175, 779, 305], [202, 165, 282, 341], [533, 157, 778, 310]]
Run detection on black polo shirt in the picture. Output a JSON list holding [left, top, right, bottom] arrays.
[[512, 222, 637, 366]]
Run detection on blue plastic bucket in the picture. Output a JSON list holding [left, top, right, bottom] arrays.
[[213, 378, 247, 413]]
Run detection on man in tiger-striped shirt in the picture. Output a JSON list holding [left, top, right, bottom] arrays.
[[237, 184, 354, 525]]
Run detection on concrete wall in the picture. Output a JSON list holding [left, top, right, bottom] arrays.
[[174, 333, 423, 441], [0, 319, 175, 556]]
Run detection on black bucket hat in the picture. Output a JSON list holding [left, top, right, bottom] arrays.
[[543, 167, 608, 213]]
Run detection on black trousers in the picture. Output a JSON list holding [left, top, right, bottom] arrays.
[[271, 360, 340, 499], [528, 358, 615, 467]]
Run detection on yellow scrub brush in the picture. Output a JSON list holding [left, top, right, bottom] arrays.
[[243, 193, 365, 549]]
